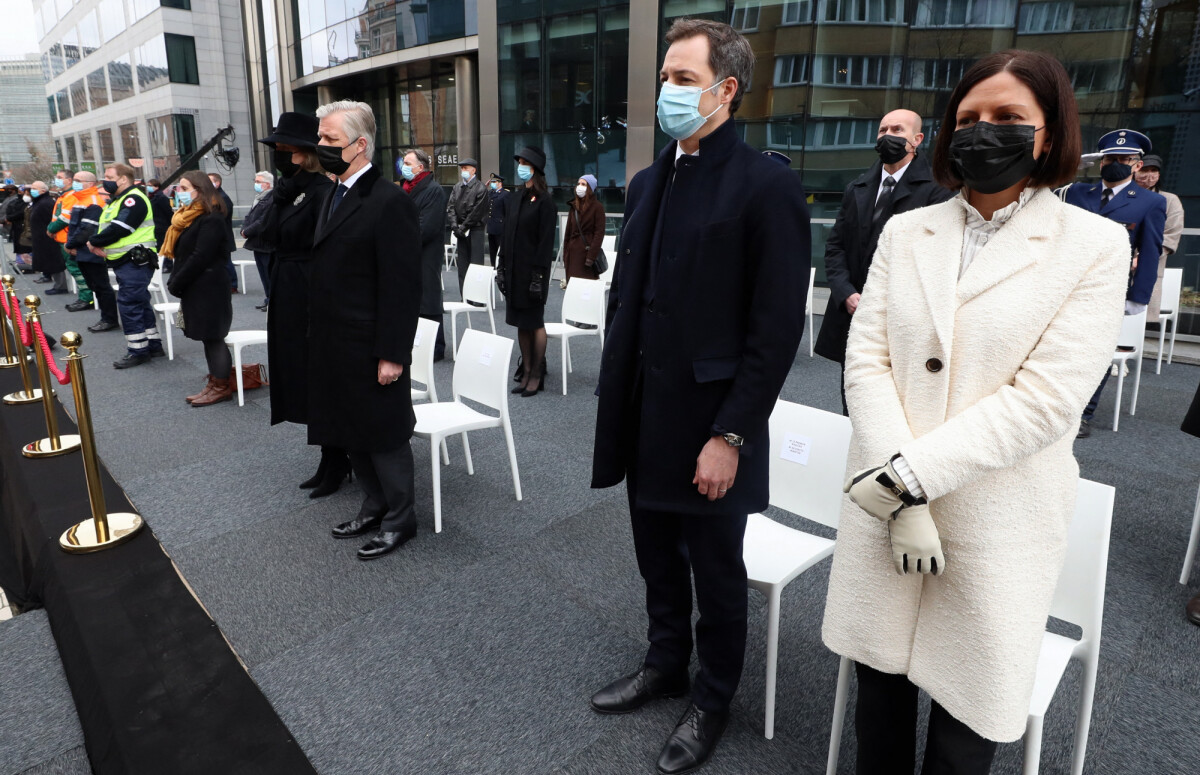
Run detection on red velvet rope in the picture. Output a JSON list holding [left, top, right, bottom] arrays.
[[9, 293, 31, 347], [31, 319, 69, 385], [0, 288, 9, 318]]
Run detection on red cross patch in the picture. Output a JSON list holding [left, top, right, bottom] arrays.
[[124, 197, 136, 207]]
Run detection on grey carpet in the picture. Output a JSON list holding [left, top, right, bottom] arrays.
[[2, 252, 1199, 774]]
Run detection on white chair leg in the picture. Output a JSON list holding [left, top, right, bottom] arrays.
[[487, 306, 496, 334], [1180, 480, 1200, 585], [566, 339, 573, 372], [1168, 318, 1177, 364], [451, 312, 459, 360], [826, 656, 852, 775], [1023, 714, 1044, 775], [504, 417, 522, 501], [763, 586, 782, 740], [233, 344, 246, 406], [462, 432, 474, 475], [1069, 653, 1099, 775], [1111, 366, 1125, 432], [1130, 356, 1143, 415], [440, 437, 450, 466], [561, 337, 568, 396], [808, 309, 814, 357], [164, 315, 174, 360], [1158, 324, 1165, 374], [430, 439, 442, 533]]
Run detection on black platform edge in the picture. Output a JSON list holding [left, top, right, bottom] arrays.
[[0, 368, 316, 775]]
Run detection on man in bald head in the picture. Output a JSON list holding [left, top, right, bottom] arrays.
[[814, 108, 953, 413]]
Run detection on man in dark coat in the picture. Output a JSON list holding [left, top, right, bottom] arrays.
[[310, 100, 422, 561], [401, 148, 448, 361], [485, 173, 508, 264], [27, 183, 67, 293], [589, 20, 810, 774], [813, 108, 952, 414], [208, 172, 238, 292], [241, 171, 276, 310], [446, 156, 488, 294]]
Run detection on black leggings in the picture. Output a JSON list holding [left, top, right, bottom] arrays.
[[855, 662, 997, 775], [204, 339, 232, 379]]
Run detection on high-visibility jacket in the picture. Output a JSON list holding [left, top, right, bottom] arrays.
[[95, 187, 155, 262], [49, 191, 76, 244]]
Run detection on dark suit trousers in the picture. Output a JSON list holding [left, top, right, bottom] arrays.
[[419, 313, 446, 360], [456, 229, 485, 295], [854, 662, 997, 775], [627, 462, 748, 713], [348, 444, 417, 532], [76, 261, 117, 324], [1083, 369, 1111, 422]]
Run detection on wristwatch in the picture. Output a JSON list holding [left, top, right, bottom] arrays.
[[721, 433, 744, 448]]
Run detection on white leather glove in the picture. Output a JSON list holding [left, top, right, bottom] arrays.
[[888, 504, 945, 576], [844, 457, 923, 521]]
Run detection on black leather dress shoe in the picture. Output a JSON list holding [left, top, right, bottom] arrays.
[[331, 515, 382, 539], [656, 704, 729, 775], [357, 525, 416, 560], [1187, 593, 1200, 627], [1077, 420, 1092, 439], [88, 319, 119, 333], [113, 353, 152, 369], [590, 666, 689, 715], [66, 300, 94, 312]]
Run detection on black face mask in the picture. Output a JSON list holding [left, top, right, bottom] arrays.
[[316, 143, 360, 176], [1100, 162, 1133, 184], [948, 121, 1042, 195], [101, 180, 118, 195], [875, 134, 910, 165], [274, 149, 300, 178]]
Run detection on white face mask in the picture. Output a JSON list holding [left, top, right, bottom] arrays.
[[575, 185, 588, 199]]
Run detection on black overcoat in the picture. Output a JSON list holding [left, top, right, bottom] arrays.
[[407, 173, 448, 317], [591, 118, 811, 516], [498, 187, 556, 309], [166, 213, 234, 342], [306, 166, 421, 453], [28, 195, 63, 275], [149, 191, 173, 250], [264, 170, 334, 425], [813, 156, 951, 363]]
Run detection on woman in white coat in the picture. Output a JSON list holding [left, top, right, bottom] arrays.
[[822, 50, 1132, 773]]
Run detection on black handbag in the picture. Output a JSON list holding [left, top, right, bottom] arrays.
[[573, 209, 608, 275]]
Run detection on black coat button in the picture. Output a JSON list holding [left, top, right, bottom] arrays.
[[926, 358, 943, 373]]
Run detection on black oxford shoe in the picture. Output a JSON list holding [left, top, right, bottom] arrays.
[[112, 353, 152, 369], [656, 703, 729, 775], [357, 525, 416, 560], [590, 666, 689, 715], [331, 515, 382, 539]]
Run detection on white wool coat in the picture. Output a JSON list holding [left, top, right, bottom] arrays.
[[821, 187, 1130, 742]]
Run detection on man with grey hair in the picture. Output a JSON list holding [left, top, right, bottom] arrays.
[[241, 170, 276, 310], [446, 155, 488, 294], [401, 147, 448, 360], [590, 18, 810, 774], [309, 100, 423, 561]]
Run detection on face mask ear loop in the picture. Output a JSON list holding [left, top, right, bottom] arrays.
[[701, 79, 728, 122]]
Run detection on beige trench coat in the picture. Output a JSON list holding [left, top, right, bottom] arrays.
[[1148, 189, 1185, 323], [822, 187, 1130, 742]]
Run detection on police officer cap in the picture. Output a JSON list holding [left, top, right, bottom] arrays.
[[489, 172, 504, 183], [1140, 154, 1164, 170], [762, 150, 792, 167], [1097, 129, 1151, 156]]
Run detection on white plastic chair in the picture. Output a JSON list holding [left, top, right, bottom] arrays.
[[599, 242, 618, 291], [806, 266, 816, 357], [744, 400, 852, 739], [412, 330, 522, 533], [1110, 309, 1146, 431], [545, 278, 606, 396], [233, 258, 256, 294], [444, 243, 457, 271], [224, 330, 268, 406], [150, 264, 180, 360], [443, 264, 496, 360], [824, 478, 1115, 775], [1156, 267, 1181, 374], [1180, 480, 1200, 585], [410, 317, 440, 404]]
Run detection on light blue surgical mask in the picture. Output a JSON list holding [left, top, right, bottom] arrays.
[[460, 169, 472, 182], [71, 181, 84, 191], [54, 178, 64, 188], [401, 164, 415, 181], [516, 164, 533, 182], [30, 189, 41, 198], [254, 182, 263, 193], [147, 186, 156, 194], [656, 79, 725, 141], [175, 190, 192, 207]]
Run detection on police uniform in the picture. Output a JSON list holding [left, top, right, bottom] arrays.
[[88, 186, 163, 365], [1061, 129, 1167, 431]]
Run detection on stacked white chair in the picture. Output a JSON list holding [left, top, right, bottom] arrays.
[[1109, 309, 1147, 431], [824, 478, 1116, 775], [1155, 267, 1182, 374], [443, 264, 496, 360], [545, 278, 606, 396], [743, 400, 852, 739], [412, 330, 522, 533], [410, 317, 441, 404]]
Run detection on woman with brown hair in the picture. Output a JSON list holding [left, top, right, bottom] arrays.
[[821, 50, 1131, 772], [562, 174, 604, 287], [163, 171, 235, 406]]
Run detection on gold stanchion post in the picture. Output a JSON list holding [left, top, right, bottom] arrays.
[[1, 276, 41, 404], [0, 278, 17, 369], [21, 295, 81, 458], [58, 332, 143, 553]]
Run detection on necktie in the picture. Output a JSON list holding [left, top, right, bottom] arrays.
[[873, 176, 896, 225], [329, 183, 348, 215], [1100, 187, 1113, 208]]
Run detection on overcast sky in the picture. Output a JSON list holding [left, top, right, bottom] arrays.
[[2, 1, 40, 58]]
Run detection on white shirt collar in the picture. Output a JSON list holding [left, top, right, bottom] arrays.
[[1103, 178, 1132, 198], [674, 143, 697, 166], [881, 160, 911, 185], [340, 162, 373, 191]]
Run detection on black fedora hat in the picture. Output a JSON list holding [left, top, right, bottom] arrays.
[[513, 146, 547, 175], [258, 112, 320, 149]]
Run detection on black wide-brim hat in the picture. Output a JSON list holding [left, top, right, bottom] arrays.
[[258, 112, 320, 149], [513, 146, 547, 175]]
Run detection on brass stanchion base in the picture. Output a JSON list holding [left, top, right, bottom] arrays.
[[59, 512, 144, 553], [3, 388, 42, 404], [22, 434, 82, 458], [0, 355, 26, 369]]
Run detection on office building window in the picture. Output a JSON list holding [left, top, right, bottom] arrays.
[[70, 79, 89, 115], [135, 35, 169, 91], [109, 55, 134, 101], [731, 1, 761, 31], [98, 0, 125, 42], [47, 96, 57, 124], [774, 54, 810, 85], [40, 1, 56, 42], [87, 68, 109, 108], [146, 113, 196, 172], [161, 0, 192, 9], [499, 21, 541, 133], [62, 27, 81, 70], [907, 58, 972, 90], [914, 0, 1015, 27], [165, 33, 199, 84], [128, 0, 158, 24], [817, 0, 905, 23], [1018, 1, 1134, 33], [79, 12, 102, 57], [1068, 60, 1125, 94], [806, 118, 876, 148], [47, 44, 65, 78], [812, 54, 900, 87], [79, 132, 96, 167], [55, 90, 71, 121], [119, 121, 140, 163], [98, 128, 116, 166], [782, 0, 814, 24]]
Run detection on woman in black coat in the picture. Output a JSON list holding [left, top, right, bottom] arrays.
[[498, 146, 556, 396], [258, 113, 347, 497], [28, 188, 64, 284], [163, 171, 235, 406]]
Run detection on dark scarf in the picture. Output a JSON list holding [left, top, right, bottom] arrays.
[[402, 170, 432, 194]]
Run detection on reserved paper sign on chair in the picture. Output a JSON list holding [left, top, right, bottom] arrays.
[[780, 433, 812, 466], [479, 346, 493, 366]]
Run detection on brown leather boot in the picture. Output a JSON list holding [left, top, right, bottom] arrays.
[[190, 377, 234, 407], [186, 375, 215, 404]]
